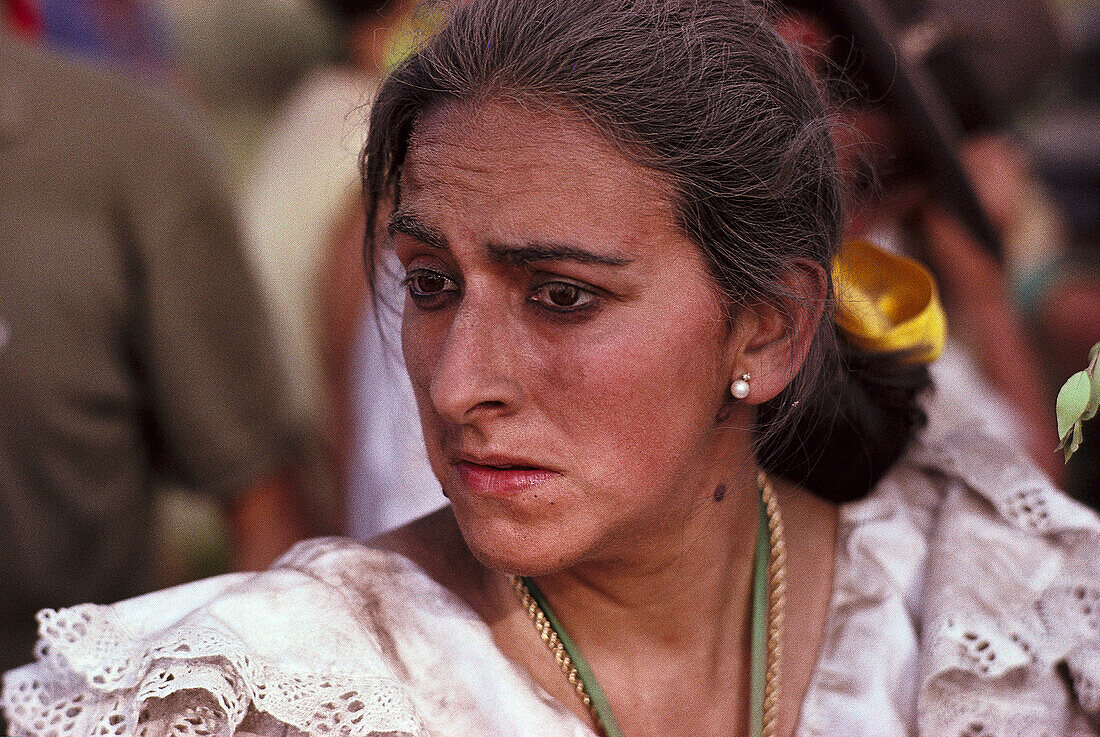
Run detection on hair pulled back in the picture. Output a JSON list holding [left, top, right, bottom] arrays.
[[362, 0, 931, 501]]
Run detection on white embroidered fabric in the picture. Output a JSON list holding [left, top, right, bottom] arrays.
[[908, 428, 1100, 737], [1, 569, 424, 737], [1, 543, 591, 737], [4, 420, 1100, 736]]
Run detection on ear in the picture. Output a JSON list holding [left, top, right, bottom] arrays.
[[728, 259, 828, 405]]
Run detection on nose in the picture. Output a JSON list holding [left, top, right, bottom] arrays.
[[426, 295, 522, 424]]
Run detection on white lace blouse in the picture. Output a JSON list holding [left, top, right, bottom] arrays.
[[4, 420, 1100, 737]]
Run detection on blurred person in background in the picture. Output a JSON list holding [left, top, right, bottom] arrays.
[[236, 0, 449, 540], [1, 0, 341, 175], [0, 26, 333, 683], [155, 0, 340, 178], [23, 0, 173, 76], [0, 0, 174, 78], [774, 0, 1100, 490], [1022, 0, 1100, 504], [240, 0, 406, 452]]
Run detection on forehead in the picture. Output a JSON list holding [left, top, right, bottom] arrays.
[[400, 98, 679, 241]]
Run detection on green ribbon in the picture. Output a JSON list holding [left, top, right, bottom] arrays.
[[521, 577, 625, 737], [748, 492, 770, 737]]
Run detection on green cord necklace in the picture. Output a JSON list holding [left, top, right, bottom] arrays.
[[511, 472, 786, 737]]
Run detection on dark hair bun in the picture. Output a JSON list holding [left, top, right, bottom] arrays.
[[756, 338, 932, 502]]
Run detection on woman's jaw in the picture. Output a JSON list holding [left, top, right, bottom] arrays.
[[422, 413, 761, 579]]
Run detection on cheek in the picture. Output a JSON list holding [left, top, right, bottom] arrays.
[[401, 305, 445, 429], [538, 296, 729, 484]]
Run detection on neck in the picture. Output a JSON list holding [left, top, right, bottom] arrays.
[[526, 424, 762, 687]]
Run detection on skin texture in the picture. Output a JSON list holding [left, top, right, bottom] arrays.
[[377, 98, 836, 737], [396, 98, 741, 575]]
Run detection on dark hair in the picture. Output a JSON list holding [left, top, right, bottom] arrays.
[[362, 0, 931, 501]]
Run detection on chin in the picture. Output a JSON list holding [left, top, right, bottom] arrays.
[[448, 497, 589, 577]]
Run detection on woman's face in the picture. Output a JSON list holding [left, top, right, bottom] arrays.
[[392, 99, 741, 574]]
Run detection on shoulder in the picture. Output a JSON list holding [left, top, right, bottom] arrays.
[[805, 416, 1100, 735], [830, 414, 1100, 734], [901, 426, 1100, 733], [2, 34, 226, 214], [5, 33, 202, 152], [0, 539, 441, 737], [370, 506, 495, 612], [2, 534, 585, 737]]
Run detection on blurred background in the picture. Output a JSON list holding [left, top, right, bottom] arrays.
[[0, 0, 1098, 680]]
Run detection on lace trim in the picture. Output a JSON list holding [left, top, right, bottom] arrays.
[[914, 594, 1100, 736], [901, 428, 1100, 736], [2, 604, 424, 737], [932, 615, 1036, 678], [918, 690, 1067, 737], [910, 430, 1100, 538], [1067, 645, 1100, 721], [1039, 585, 1100, 643], [916, 614, 1073, 736]]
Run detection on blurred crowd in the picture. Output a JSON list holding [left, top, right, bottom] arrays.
[[0, 0, 1098, 682]]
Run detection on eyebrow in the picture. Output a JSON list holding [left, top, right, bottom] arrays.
[[487, 242, 632, 267], [388, 210, 448, 250], [388, 210, 633, 268]]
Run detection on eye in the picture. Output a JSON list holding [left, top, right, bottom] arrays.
[[402, 269, 459, 304], [530, 281, 597, 311]]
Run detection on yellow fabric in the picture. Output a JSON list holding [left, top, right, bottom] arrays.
[[382, 7, 447, 74], [832, 239, 947, 363]]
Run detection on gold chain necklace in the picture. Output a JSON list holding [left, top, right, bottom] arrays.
[[511, 471, 787, 737]]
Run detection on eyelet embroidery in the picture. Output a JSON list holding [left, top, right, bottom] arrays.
[[2, 605, 423, 737]]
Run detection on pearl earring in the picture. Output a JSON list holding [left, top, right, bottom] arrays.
[[730, 373, 751, 400]]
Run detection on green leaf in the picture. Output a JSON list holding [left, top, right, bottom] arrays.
[[1085, 341, 1100, 421], [1065, 420, 1084, 463], [1057, 370, 1092, 441], [1059, 418, 1081, 463], [1056, 433, 1073, 462]]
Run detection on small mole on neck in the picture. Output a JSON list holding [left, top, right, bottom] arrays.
[[713, 484, 726, 502]]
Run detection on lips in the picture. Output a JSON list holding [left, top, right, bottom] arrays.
[[453, 454, 560, 498]]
